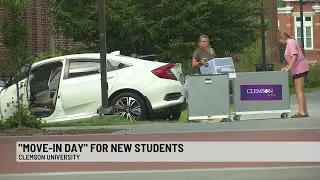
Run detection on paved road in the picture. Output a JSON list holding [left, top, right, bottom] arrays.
[[1, 129, 320, 180], [1, 129, 320, 175], [239, 91, 320, 120], [44, 117, 320, 135], [1, 166, 320, 180]]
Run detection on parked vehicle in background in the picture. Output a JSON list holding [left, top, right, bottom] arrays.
[[0, 51, 186, 122]]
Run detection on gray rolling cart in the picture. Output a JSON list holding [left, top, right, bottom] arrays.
[[232, 71, 291, 121], [186, 74, 231, 121]]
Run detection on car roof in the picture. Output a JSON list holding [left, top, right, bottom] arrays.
[[31, 52, 149, 68], [32, 53, 99, 67]]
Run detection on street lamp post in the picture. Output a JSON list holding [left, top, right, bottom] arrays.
[[97, 0, 113, 115]]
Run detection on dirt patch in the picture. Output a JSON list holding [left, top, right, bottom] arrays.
[[0, 127, 121, 136]]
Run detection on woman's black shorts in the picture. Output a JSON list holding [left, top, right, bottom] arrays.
[[292, 71, 308, 81]]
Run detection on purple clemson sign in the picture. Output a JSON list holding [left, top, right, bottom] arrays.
[[240, 84, 283, 101]]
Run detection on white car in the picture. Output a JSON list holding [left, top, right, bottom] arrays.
[[0, 52, 187, 122]]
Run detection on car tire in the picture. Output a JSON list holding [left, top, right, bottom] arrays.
[[110, 92, 148, 121], [155, 111, 181, 121], [168, 111, 181, 121]]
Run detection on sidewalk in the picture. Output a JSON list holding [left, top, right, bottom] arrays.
[[45, 115, 320, 136], [239, 91, 320, 120], [45, 91, 320, 135]]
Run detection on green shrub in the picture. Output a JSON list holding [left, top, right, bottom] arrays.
[[31, 43, 93, 64], [32, 50, 64, 63], [277, 64, 320, 89], [279, 43, 286, 64], [0, 106, 41, 130], [305, 65, 320, 88], [241, 39, 271, 72], [0, 121, 4, 130], [0, 96, 42, 130]]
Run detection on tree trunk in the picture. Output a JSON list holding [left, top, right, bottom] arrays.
[[15, 78, 22, 128], [266, 0, 280, 64]]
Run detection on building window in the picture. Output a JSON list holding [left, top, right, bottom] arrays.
[[295, 16, 313, 49]]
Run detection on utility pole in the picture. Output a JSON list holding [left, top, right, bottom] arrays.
[[97, 0, 113, 115], [266, 0, 279, 64], [299, 0, 305, 54], [261, 0, 267, 71]]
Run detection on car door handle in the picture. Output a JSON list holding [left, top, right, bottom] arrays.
[[19, 82, 24, 89], [98, 76, 114, 80]]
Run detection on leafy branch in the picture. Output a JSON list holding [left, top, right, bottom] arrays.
[[0, 0, 31, 128]]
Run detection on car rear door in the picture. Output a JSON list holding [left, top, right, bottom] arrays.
[[58, 58, 118, 117]]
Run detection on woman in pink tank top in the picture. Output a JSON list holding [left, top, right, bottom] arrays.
[[279, 31, 309, 118]]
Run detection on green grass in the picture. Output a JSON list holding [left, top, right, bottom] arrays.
[[42, 105, 235, 128], [43, 88, 319, 128], [41, 116, 186, 128]]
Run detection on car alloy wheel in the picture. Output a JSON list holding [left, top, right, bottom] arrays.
[[114, 96, 141, 121]]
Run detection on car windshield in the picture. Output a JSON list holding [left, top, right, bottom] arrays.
[[139, 55, 158, 61], [129, 54, 158, 61]]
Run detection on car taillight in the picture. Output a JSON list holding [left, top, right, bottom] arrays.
[[151, 63, 177, 80]]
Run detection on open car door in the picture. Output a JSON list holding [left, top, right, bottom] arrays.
[[0, 76, 29, 120]]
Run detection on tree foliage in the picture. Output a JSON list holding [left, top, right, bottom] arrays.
[[48, 0, 263, 64], [0, 0, 31, 127], [277, 0, 285, 7], [47, 0, 148, 54], [0, 0, 30, 74], [137, 0, 262, 59]]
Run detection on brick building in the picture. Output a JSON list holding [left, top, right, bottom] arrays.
[[0, 0, 74, 63], [278, 0, 320, 63]]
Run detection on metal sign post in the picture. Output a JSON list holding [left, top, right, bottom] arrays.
[[97, 0, 113, 115]]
